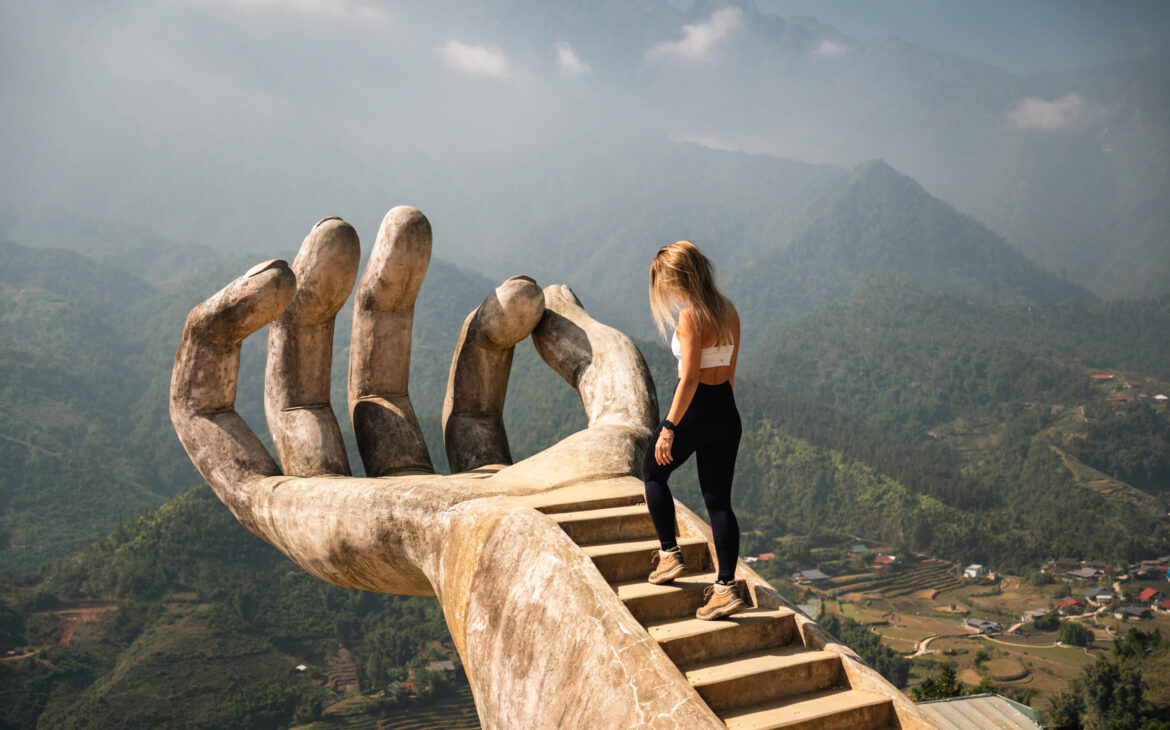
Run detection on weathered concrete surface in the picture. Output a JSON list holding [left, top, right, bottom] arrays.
[[442, 275, 544, 473], [171, 206, 937, 729], [347, 206, 434, 477], [265, 217, 359, 477]]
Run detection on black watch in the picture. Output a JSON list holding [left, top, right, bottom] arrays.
[[661, 419, 676, 432]]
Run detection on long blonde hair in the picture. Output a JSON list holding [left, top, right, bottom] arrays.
[[648, 241, 735, 347]]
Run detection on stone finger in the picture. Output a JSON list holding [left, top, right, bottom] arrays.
[[265, 217, 360, 477]]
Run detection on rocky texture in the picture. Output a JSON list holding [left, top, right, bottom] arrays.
[[170, 207, 937, 728]]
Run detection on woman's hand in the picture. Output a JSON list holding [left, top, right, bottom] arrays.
[[654, 429, 674, 465]]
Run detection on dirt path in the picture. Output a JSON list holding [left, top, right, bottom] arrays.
[[53, 602, 118, 647]]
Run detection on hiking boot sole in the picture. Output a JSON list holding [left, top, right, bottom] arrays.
[[648, 562, 687, 585], [697, 597, 746, 621]]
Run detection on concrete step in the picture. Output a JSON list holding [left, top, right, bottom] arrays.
[[645, 607, 797, 666], [583, 536, 712, 583], [615, 572, 748, 623], [681, 646, 842, 712], [529, 491, 646, 515], [552, 504, 659, 546], [720, 688, 894, 730]]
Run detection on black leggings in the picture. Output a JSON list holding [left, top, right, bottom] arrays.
[[641, 380, 742, 584]]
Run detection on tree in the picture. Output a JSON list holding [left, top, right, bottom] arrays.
[[1034, 610, 1061, 631], [1057, 621, 1094, 647], [968, 677, 998, 695], [1046, 657, 1152, 730], [912, 664, 963, 702]]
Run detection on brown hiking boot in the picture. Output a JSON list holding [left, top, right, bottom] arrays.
[[648, 547, 686, 584], [696, 582, 745, 620]]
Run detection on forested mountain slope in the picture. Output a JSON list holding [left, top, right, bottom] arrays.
[[723, 160, 1091, 345]]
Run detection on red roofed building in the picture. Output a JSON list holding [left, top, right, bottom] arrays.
[[1055, 597, 1082, 612], [1092, 374, 1114, 381], [1110, 395, 1135, 403], [1158, 599, 1170, 613], [1138, 588, 1162, 603], [756, 552, 775, 561], [872, 554, 895, 565]]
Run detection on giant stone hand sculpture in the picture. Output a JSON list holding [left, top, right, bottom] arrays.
[[172, 207, 936, 729]]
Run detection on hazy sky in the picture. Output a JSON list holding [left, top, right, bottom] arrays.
[[2, 0, 1167, 293], [743, 0, 1168, 74]]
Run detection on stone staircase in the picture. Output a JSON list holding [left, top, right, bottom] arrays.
[[533, 490, 902, 730]]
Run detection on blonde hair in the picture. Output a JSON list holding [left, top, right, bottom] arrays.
[[648, 241, 735, 347]]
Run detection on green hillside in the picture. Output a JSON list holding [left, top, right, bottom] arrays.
[[0, 487, 470, 729], [721, 276, 1170, 569], [724, 160, 1091, 345]]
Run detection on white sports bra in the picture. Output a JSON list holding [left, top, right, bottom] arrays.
[[671, 329, 735, 371]]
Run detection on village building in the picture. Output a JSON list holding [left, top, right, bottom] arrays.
[[963, 564, 987, 579], [1085, 586, 1115, 605], [850, 544, 870, 554], [1020, 609, 1049, 622], [964, 617, 1002, 634], [756, 552, 775, 561], [916, 693, 1042, 729], [1114, 606, 1151, 621], [427, 660, 456, 672], [1138, 588, 1162, 604], [1054, 597, 1082, 613], [1091, 374, 1114, 381], [1132, 560, 1170, 579], [1067, 566, 1102, 581], [1052, 557, 1081, 571], [871, 554, 896, 566], [792, 569, 830, 584], [1157, 598, 1170, 614]]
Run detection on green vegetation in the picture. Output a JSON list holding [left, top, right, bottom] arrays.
[[820, 614, 912, 688], [911, 663, 963, 702], [0, 488, 467, 729], [1045, 629, 1169, 730], [1056, 622, 1094, 647]]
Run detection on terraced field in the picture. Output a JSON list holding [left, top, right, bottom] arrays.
[[305, 685, 480, 730], [828, 558, 962, 599], [380, 686, 479, 730]]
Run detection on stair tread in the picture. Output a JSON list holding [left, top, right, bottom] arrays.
[[581, 535, 708, 558], [645, 606, 794, 643], [682, 646, 838, 688], [720, 688, 890, 729], [551, 503, 650, 524], [614, 571, 721, 599]]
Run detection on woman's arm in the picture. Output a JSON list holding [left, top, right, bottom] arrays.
[[655, 308, 701, 465], [728, 304, 740, 389]]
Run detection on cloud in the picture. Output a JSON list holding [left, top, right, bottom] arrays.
[[1005, 93, 1092, 131], [646, 6, 742, 62], [434, 40, 511, 78], [211, 0, 388, 22], [555, 41, 591, 74], [810, 39, 850, 59]]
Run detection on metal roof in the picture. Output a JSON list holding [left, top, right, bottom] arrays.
[[916, 693, 1041, 729]]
